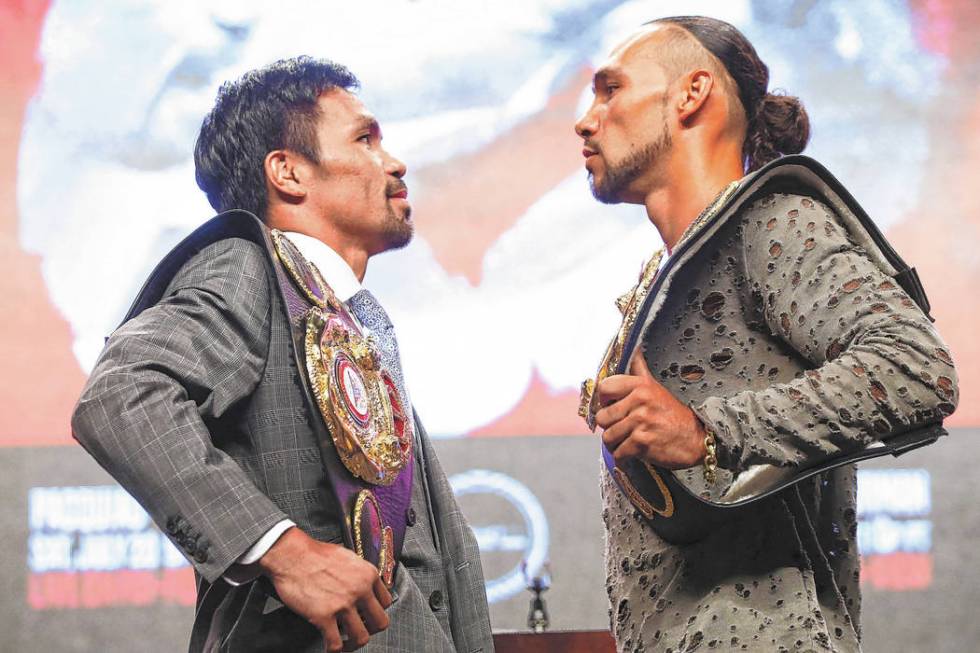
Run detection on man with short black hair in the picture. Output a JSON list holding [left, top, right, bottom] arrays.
[[576, 17, 956, 652], [73, 56, 492, 653]]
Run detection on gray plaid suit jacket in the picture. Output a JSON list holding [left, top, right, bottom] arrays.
[[72, 236, 493, 653]]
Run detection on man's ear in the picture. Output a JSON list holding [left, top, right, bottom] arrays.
[[676, 69, 714, 124], [264, 150, 307, 202]]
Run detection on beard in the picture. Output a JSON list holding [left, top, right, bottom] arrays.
[[589, 125, 671, 204], [378, 200, 414, 251]]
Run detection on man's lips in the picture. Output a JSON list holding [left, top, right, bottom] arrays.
[[583, 147, 600, 172], [388, 189, 409, 200]]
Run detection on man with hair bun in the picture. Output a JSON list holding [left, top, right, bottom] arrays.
[[576, 16, 956, 652]]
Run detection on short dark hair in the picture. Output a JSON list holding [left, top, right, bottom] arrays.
[[651, 16, 810, 172], [193, 56, 359, 219]]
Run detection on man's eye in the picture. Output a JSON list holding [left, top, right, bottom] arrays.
[[357, 134, 371, 143], [606, 84, 619, 95]]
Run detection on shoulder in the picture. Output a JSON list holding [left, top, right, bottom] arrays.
[[740, 191, 834, 226], [166, 236, 271, 297], [738, 191, 852, 254]]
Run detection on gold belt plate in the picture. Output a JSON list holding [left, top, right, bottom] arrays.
[[305, 308, 410, 485]]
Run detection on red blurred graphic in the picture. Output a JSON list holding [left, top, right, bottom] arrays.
[[861, 553, 933, 591], [27, 568, 196, 610]]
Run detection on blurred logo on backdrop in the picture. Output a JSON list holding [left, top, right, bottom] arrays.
[[857, 469, 933, 590], [26, 486, 194, 610], [27, 476, 551, 610], [449, 469, 549, 604]]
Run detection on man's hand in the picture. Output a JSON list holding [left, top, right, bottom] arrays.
[[595, 351, 707, 468], [257, 527, 392, 652]]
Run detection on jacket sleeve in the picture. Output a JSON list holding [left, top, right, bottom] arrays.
[[71, 237, 289, 582], [695, 193, 958, 474]]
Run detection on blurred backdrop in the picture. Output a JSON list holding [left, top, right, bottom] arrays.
[[1, 1, 978, 651]]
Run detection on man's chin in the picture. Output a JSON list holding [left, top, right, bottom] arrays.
[[379, 221, 414, 253], [589, 176, 623, 205], [391, 229, 413, 250]]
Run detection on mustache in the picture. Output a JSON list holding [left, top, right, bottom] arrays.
[[584, 140, 602, 155], [386, 179, 408, 196]]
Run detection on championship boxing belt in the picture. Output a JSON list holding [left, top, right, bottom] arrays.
[[580, 155, 947, 545], [119, 211, 412, 586]]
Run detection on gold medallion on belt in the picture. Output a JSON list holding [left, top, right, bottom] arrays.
[[305, 311, 412, 485]]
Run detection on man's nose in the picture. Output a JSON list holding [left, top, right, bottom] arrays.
[[575, 107, 598, 139], [385, 153, 407, 178]]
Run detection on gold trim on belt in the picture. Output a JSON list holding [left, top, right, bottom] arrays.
[[579, 248, 664, 430]]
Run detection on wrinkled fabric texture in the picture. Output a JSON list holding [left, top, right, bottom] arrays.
[[73, 237, 493, 653], [602, 192, 957, 653]]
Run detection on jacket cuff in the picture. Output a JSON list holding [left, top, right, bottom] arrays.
[[162, 496, 290, 584], [223, 519, 297, 586]]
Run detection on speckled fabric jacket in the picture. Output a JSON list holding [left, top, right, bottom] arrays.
[[601, 160, 958, 653]]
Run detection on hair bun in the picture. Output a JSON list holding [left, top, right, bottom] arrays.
[[744, 91, 810, 171]]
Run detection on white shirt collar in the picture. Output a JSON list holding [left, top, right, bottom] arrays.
[[282, 231, 362, 302]]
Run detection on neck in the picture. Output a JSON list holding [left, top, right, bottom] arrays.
[[643, 142, 744, 253], [329, 241, 369, 282], [266, 209, 370, 281]]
